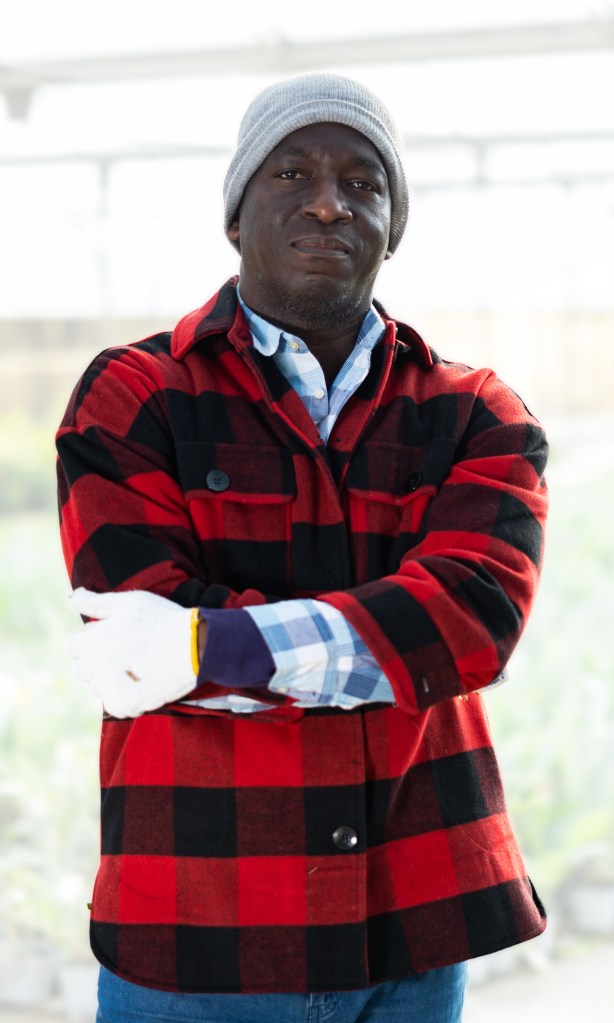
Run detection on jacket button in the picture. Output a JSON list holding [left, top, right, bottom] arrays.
[[332, 826, 358, 851], [405, 472, 422, 492], [206, 469, 230, 492]]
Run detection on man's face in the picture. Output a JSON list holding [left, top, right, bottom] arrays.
[[228, 122, 392, 332]]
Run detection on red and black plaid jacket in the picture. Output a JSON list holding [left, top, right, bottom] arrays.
[[57, 278, 548, 993]]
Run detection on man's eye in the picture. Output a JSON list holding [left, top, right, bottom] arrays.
[[277, 169, 306, 180], [350, 180, 377, 191]]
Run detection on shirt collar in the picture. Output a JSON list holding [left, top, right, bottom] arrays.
[[236, 285, 385, 357]]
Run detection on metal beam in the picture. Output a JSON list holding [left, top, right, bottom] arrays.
[[402, 130, 614, 149], [0, 144, 231, 166], [1, 20, 613, 119], [2, 130, 613, 167], [2, 140, 614, 192]]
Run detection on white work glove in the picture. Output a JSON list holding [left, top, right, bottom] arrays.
[[67, 588, 198, 718]]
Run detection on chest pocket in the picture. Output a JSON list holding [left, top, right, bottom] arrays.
[[344, 439, 458, 578], [176, 442, 296, 594]]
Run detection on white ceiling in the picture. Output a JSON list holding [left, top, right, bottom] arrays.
[[1, 1, 610, 61], [1, 0, 613, 318]]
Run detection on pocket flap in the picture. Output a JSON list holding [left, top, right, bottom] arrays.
[[345, 438, 458, 504], [176, 442, 295, 502]]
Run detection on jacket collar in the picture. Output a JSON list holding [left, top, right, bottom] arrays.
[[171, 276, 433, 370], [171, 276, 245, 360], [373, 297, 433, 369]]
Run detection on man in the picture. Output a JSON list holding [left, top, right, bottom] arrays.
[[58, 73, 548, 1022]]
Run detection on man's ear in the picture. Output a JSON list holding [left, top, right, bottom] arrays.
[[228, 218, 240, 245]]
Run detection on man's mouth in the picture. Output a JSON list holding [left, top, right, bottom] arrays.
[[290, 236, 351, 257]]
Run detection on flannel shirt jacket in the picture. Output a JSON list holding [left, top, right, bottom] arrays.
[[189, 295, 394, 711], [56, 277, 548, 994]]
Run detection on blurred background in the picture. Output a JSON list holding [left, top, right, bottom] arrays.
[[1, 1, 613, 1020]]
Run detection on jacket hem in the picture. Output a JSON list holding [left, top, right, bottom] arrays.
[[90, 918, 547, 995]]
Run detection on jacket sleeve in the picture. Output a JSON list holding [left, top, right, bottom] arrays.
[[56, 347, 276, 607], [320, 368, 549, 714]]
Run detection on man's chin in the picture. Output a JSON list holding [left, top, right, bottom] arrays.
[[281, 285, 366, 332], [246, 267, 370, 332]]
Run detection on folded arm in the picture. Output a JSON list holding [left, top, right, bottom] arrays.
[[58, 346, 389, 716], [59, 349, 547, 718], [320, 375, 549, 712]]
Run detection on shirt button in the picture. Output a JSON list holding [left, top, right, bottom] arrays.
[[206, 469, 230, 492], [313, 387, 325, 400], [289, 341, 300, 352], [332, 826, 358, 851]]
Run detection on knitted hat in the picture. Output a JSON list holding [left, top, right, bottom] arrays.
[[223, 72, 408, 253]]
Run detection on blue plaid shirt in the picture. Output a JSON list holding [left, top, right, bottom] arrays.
[[241, 291, 384, 443], [190, 294, 394, 713]]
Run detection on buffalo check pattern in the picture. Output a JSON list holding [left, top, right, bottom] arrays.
[[186, 292, 393, 713], [57, 277, 548, 993]]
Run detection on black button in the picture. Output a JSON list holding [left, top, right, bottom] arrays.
[[332, 826, 358, 851], [206, 469, 230, 492], [405, 472, 422, 492]]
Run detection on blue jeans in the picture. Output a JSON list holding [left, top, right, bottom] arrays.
[[97, 962, 468, 1021]]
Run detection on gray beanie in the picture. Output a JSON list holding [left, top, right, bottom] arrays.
[[223, 72, 409, 254]]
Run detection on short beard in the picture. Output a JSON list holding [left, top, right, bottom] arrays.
[[251, 272, 371, 334]]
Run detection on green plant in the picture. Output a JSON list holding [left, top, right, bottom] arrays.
[[0, 415, 58, 513], [486, 449, 614, 895], [0, 514, 100, 960]]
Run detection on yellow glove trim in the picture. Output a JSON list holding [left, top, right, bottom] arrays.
[[190, 607, 200, 677]]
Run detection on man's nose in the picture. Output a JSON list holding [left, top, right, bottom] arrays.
[[301, 178, 352, 223]]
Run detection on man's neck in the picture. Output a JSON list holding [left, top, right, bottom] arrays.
[[242, 302, 367, 387]]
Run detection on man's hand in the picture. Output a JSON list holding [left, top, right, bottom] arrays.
[[67, 588, 198, 718]]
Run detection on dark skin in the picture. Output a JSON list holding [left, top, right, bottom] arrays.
[[228, 122, 393, 386], [198, 122, 393, 658]]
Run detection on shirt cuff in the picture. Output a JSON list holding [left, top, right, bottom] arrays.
[[197, 608, 275, 689], [244, 598, 395, 708]]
